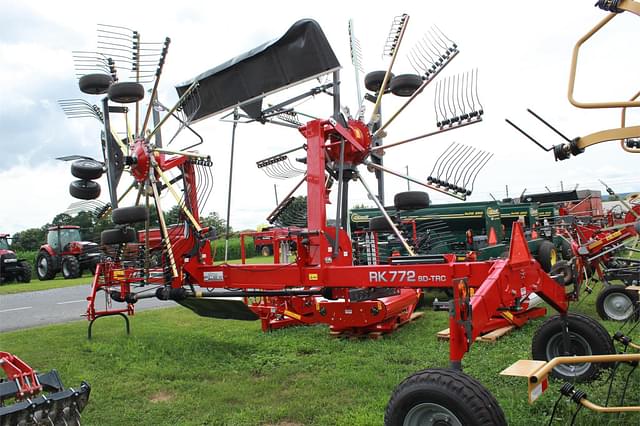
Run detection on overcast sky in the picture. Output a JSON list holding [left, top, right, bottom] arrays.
[[1, 0, 639, 236]]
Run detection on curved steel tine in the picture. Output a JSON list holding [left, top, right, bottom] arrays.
[[444, 144, 469, 182], [434, 24, 456, 48], [465, 151, 491, 190], [421, 35, 441, 64], [446, 76, 457, 120], [452, 146, 476, 185], [407, 52, 423, 75], [428, 27, 448, 53], [436, 142, 460, 179], [433, 80, 441, 126], [437, 80, 447, 124], [415, 39, 436, 66], [469, 152, 493, 193], [411, 48, 430, 74], [433, 142, 456, 178], [431, 25, 453, 53], [474, 68, 484, 115], [456, 74, 466, 117], [429, 140, 452, 177], [464, 70, 475, 114], [460, 150, 486, 188], [440, 76, 449, 122]]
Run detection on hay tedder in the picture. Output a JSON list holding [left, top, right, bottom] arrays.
[[54, 2, 640, 424]]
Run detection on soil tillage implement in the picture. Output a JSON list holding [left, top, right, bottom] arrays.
[[58, 16, 613, 426], [0, 352, 90, 426]]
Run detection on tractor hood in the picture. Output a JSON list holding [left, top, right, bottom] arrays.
[[0, 249, 15, 256]]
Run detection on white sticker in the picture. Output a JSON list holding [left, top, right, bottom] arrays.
[[530, 383, 542, 402], [203, 271, 224, 282]]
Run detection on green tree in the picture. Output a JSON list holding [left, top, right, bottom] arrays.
[[201, 211, 229, 237], [11, 228, 46, 251]]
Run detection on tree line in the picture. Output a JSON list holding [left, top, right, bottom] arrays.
[[10, 206, 230, 252]]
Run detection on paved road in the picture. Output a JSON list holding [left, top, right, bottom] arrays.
[[0, 284, 175, 332]]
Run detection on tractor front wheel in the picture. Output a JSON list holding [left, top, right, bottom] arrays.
[[531, 313, 614, 382], [17, 261, 31, 283], [36, 251, 56, 280], [61, 256, 81, 279], [384, 368, 506, 426], [536, 240, 557, 273]]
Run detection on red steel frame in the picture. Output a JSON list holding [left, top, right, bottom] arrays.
[[90, 117, 570, 368]]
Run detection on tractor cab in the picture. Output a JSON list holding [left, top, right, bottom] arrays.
[[48, 226, 83, 252], [0, 234, 10, 251], [0, 233, 31, 284]]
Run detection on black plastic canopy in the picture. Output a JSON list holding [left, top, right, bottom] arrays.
[[176, 19, 340, 122]]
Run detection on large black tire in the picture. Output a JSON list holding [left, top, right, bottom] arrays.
[[549, 260, 573, 286], [112, 206, 149, 225], [61, 255, 81, 279], [78, 73, 113, 95], [369, 216, 394, 232], [595, 285, 639, 322], [101, 227, 137, 245], [560, 238, 573, 260], [536, 240, 557, 273], [365, 70, 394, 93], [385, 368, 507, 426], [394, 191, 430, 211], [108, 82, 145, 103], [36, 251, 56, 280], [70, 180, 101, 200], [531, 313, 615, 382], [71, 159, 103, 180], [390, 74, 423, 97], [17, 261, 31, 283]]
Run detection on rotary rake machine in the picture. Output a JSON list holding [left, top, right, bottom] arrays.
[[55, 11, 623, 426]]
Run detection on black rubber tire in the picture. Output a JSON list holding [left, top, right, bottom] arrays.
[[108, 82, 145, 103], [549, 260, 573, 286], [394, 191, 430, 211], [78, 73, 113, 95], [365, 70, 394, 93], [112, 206, 149, 225], [36, 251, 56, 280], [560, 238, 573, 260], [61, 255, 81, 279], [536, 240, 557, 273], [17, 261, 31, 283], [71, 159, 103, 180], [101, 227, 137, 245], [595, 285, 639, 322], [369, 216, 394, 232], [531, 313, 614, 382], [390, 74, 423, 97], [384, 368, 507, 426], [69, 180, 101, 200]]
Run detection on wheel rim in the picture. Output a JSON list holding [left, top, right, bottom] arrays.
[[403, 403, 462, 426], [550, 248, 557, 266], [603, 291, 634, 321], [38, 257, 48, 277], [62, 261, 70, 276], [546, 332, 592, 377]]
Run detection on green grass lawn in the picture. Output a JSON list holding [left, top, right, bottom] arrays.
[[1, 283, 638, 425]]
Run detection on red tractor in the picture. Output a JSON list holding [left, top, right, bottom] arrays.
[[35, 225, 100, 280], [0, 233, 31, 284]]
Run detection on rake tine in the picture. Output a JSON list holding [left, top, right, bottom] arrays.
[[427, 27, 448, 55], [456, 74, 466, 118], [428, 140, 452, 179], [407, 52, 423, 75], [421, 35, 442, 66], [461, 149, 487, 189], [436, 143, 461, 181], [446, 77, 457, 122], [434, 25, 457, 50], [414, 39, 436, 69], [444, 144, 469, 184], [464, 70, 475, 114], [473, 68, 484, 116], [434, 80, 441, 127], [468, 152, 493, 194], [452, 146, 476, 186]]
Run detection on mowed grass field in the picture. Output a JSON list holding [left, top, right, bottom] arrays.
[[1, 283, 639, 425]]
